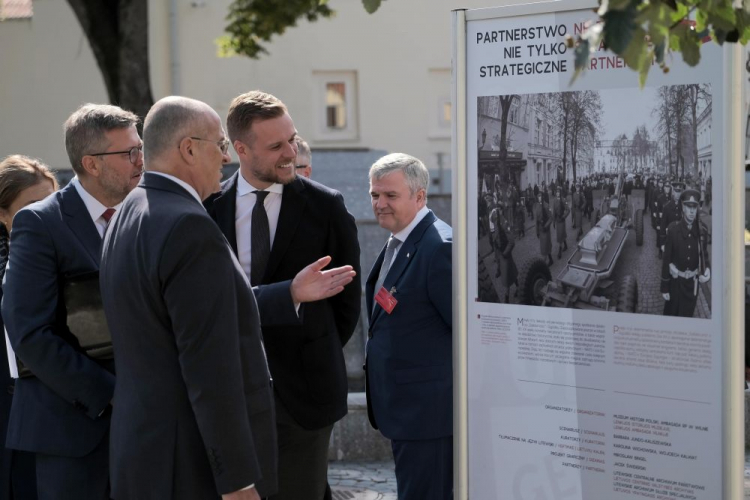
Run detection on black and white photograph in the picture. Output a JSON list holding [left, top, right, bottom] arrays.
[[476, 85, 713, 318]]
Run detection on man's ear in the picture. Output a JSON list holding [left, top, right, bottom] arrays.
[[80, 155, 101, 178], [416, 188, 427, 205], [233, 140, 248, 159], [178, 137, 197, 164]]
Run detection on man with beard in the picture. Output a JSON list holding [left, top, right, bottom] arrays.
[[204, 90, 361, 500], [2, 104, 142, 498], [661, 189, 710, 317]]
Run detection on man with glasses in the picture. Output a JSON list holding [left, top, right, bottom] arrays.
[[294, 136, 312, 178], [205, 90, 361, 500], [2, 103, 141, 498], [102, 96, 278, 499]]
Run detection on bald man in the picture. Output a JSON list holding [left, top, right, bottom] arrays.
[[295, 136, 312, 178], [101, 97, 355, 499]]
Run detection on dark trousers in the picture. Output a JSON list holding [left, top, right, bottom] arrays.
[[391, 436, 453, 500], [35, 431, 109, 500], [268, 394, 334, 500], [1, 449, 37, 500], [663, 278, 698, 317]]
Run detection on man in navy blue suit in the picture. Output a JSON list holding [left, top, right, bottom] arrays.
[[2, 103, 143, 499], [365, 153, 453, 500]]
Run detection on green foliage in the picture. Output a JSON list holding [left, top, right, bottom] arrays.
[[218, 0, 334, 58], [573, 0, 750, 85], [362, 0, 385, 14]]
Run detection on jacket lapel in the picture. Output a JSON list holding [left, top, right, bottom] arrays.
[[369, 210, 436, 326], [263, 178, 307, 282], [210, 172, 239, 255], [60, 183, 103, 265]]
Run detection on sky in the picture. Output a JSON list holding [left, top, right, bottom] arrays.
[[597, 86, 659, 142]]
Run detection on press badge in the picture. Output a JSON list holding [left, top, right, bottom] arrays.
[[375, 286, 398, 314]]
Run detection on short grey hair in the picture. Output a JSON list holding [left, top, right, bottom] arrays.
[[369, 153, 429, 195], [64, 103, 139, 175], [143, 96, 212, 161], [295, 136, 311, 158]]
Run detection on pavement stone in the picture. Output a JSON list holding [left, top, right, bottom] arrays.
[[330, 457, 750, 498], [328, 460, 397, 499]]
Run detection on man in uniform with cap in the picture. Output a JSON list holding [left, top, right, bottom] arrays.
[[659, 181, 684, 259], [661, 189, 710, 317]]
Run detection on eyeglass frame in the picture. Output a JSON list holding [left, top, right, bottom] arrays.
[[189, 137, 230, 155], [89, 145, 143, 165]]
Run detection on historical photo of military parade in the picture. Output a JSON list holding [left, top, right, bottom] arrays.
[[476, 85, 713, 318]]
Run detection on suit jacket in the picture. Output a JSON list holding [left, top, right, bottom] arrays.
[[205, 172, 361, 430], [0, 271, 36, 500], [365, 210, 453, 441], [100, 173, 277, 498], [2, 182, 114, 458]]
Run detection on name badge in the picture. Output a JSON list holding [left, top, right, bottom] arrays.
[[375, 286, 398, 314]]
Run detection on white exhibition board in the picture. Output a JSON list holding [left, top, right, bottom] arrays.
[[454, 2, 743, 499]]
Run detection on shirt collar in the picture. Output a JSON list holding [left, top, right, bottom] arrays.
[[148, 171, 202, 204], [236, 171, 284, 197], [71, 177, 122, 222], [392, 206, 430, 243]]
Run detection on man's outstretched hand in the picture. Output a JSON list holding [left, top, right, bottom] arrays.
[[291, 256, 356, 304]]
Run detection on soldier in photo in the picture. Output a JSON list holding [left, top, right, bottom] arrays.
[[654, 180, 671, 255], [661, 189, 710, 317], [651, 178, 664, 229], [583, 179, 594, 221], [552, 186, 570, 259], [533, 191, 553, 266], [572, 182, 585, 239], [659, 181, 685, 259], [490, 208, 518, 303]]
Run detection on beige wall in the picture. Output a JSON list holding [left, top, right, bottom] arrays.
[[0, 0, 506, 170]]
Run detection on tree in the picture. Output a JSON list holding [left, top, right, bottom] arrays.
[[65, 0, 334, 121], [555, 91, 602, 182], [570, 0, 750, 85]]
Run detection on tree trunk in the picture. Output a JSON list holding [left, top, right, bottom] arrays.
[[66, 0, 154, 124], [499, 96, 515, 185]]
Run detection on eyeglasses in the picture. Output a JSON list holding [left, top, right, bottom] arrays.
[[190, 137, 230, 155], [295, 165, 309, 169], [89, 145, 142, 165]]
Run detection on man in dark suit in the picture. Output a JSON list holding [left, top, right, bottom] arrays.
[[204, 90, 361, 500], [101, 96, 273, 499], [2, 103, 142, 499], [365, 153, 453, 500]]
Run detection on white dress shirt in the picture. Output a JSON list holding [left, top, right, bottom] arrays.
[[384, 206, 430, 269], [71, 177, 122, 238], [148, 172, 203, 204], [235, 173, 284, 281]]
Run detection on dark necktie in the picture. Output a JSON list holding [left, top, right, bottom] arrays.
[[102, 208, 116, 223], [251, 191, 270, 286], [373, 237, 401, 301]]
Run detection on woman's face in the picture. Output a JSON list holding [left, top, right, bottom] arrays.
[[1, 180, 56, 231]]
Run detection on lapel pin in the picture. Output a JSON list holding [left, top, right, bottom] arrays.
[[406, 253, 410, 258], [390, 286, 397, 294]]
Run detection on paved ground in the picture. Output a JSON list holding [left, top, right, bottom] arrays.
[[328, 461, 396, 499], [330, 455, 750, 499], [478, 196, 712, 317]]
